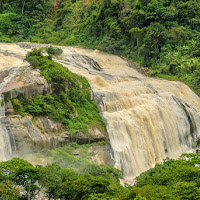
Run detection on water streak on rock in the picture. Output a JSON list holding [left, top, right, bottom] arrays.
[[0, 68, 19, 160]]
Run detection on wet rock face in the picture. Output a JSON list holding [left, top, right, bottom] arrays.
[[72, 144, 114, 166], [0, 43, 106, 160], [73, 128, 106, 144], [0, 116, 69, 156], [0, 56, 60, 158], [87, 144, 115, 166], [1, 43, 200, 179], [1, 67, 52, 101]]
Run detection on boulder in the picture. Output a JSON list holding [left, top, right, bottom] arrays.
[[88, 127, 106, 142], [72, 132, 89, 144]]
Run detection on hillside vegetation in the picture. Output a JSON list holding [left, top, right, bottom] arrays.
[[12, 48, 106, 136], [1, 0, 200, 94], [0, 152, 199, 199], [1, 1, 200, 199]]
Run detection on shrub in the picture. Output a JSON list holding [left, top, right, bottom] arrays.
[[46, 46, 63, 55], [12, 49, 106, 136]]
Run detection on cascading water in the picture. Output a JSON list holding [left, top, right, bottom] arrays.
[[1, 43, 200, 179], [0, 94, 13, 161], [57, 46, 200, 179], [0, 69, 18, 161]]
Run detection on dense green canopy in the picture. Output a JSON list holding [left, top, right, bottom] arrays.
[[0, 152, 199, 199], [1, 1, 200, 199], [1, 0, 200, 94]]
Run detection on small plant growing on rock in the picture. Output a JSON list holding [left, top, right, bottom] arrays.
[[14, 49, 106, 137], [46, 46, 63, 55]]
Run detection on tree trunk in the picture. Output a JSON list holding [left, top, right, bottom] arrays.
[[22, 0, 25, 14]]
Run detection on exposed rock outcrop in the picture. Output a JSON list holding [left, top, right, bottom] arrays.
[[0, 43, 106, 160], [1, 43, 200, 180], [2, 67, 52, 101], [87, 144, 115, 166], [1, 116, 69, 155], [73, 128, 106, 144]]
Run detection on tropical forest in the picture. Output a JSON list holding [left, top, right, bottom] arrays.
[[0, 0, 200, 199]]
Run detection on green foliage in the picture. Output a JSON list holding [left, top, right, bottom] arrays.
[[1, 154, 199, 200], [134, 195, 147, 200], [130, 154, 200, 199], [2, 1, 200, 199], [1, 0, 200, 95], [46, 46, 63, 55], [0, 0, 53, 41], [44, 0, 200, 95], [0, 180, 19, 200], [0, 158, 40, 199], [48, 142, 122, 183], [173, 181, 200, 200], [0, 157, 130, 200], [12, 49, 106, 136], [11, 99, 25, 117]]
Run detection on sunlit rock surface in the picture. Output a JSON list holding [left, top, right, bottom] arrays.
[[1, 43, 200, 179]]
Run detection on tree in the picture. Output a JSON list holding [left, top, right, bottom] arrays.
[[37, 163, 63, 199], [0, 158, 40, 200], [173, 182, 200, 200], [0, 180, 20, 200], [21, 0, 26, 14], [0, 0, 4, 14], [134, 195, 147, 200]]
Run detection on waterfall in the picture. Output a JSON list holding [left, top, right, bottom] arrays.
[[102, 91, 200, 178], [0, 94, 13, 161], [58, 46, 200, 179], [0, 69, 18, 161], [1, 43, 200, 179], [0, 120, 12, 161]]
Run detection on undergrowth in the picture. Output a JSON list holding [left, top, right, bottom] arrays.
[[47, 142, 122, 183], [12, 48, 106, 136]]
